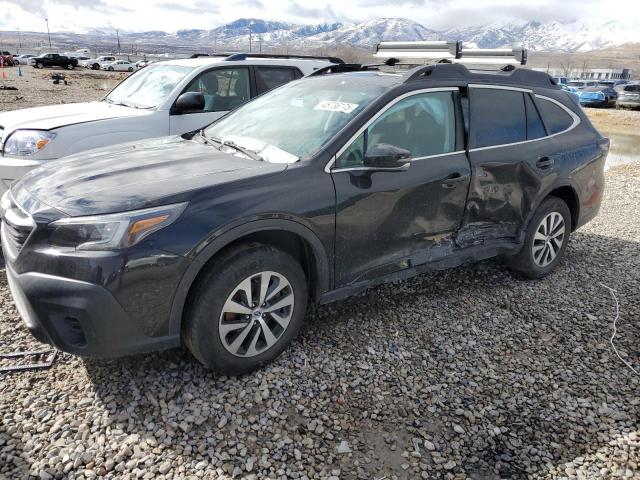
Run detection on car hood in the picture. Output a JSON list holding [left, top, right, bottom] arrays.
[[14, 136, 288, 217], [0, 101, 150, 136]]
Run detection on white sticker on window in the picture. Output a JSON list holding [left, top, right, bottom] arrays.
[[314, 100, 359, 114]]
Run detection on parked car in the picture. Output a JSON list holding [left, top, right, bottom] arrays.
[[578, 86, 617, 108], [0, 51, 14, 66], [567, 80, 598, 91], [81, 56, 116, 70], [552, 76, 568, 85], [0, 63, 609, 375], [102, 60, 136, 72], [0, 54, 342, 193], [31, 53, 78, 70], [560, 84, 580, 102], [135, 59, 153, 69], [13, 54, 36, 65], [616, 83, 640, 109], [598, 79, 628, 88]]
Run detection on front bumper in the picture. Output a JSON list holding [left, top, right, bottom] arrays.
[[4, 261, 180, 357], [0, 157, 43, 194]]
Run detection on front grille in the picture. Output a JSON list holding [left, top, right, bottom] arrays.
[[1, 194, 35, 257]]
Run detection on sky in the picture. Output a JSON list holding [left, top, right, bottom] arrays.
[[1, 0, 639, 33]]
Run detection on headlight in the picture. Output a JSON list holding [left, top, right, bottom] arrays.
[[48, 202, 187, 251], [4, 130, 56, 156]]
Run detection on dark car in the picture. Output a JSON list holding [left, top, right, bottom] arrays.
[[616, 83, 640, 109], [1, 64, 609, 375], [31, 53, 78, 70], [578, 86, 617, 108]]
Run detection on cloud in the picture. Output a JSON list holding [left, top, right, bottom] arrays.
[[159, 0, 220, 15]]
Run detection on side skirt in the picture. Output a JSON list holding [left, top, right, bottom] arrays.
[[318, 239, 522, 305]]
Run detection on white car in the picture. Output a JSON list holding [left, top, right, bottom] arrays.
[[13, 54, 35, 65], [103, 60, 136, 72], [81, 56, 117, 69], [0, 54, 341, 192]]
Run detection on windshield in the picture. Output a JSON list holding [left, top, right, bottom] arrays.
[[105, 64, 193, 109], [204, 78, 387, 162]]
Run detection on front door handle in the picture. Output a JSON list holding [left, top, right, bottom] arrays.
[[536, 156, 554, 169], [442, 172, 467, 189]]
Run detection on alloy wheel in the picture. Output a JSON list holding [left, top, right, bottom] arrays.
[[219, 271, 294, 357], [532, 211, 565, 267]]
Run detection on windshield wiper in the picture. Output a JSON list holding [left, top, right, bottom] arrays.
[[201, 132, 263, 161]]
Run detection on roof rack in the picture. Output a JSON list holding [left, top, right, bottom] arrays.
[[307, 58, 398, 77], [374, 41, 527, 66], [221, 53, 344, 64]]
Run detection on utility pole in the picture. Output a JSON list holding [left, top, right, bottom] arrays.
[[248, 27, 252, 53], [45, 18, 52, 50], [17, 26, 22, 51], [116, 28, 121, 55]]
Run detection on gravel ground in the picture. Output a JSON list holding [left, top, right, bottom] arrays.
[[0, 69, 638, 479], [0, 162, 638, 479]]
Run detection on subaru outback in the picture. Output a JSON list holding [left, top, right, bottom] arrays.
[[1, 63, 609, 375]]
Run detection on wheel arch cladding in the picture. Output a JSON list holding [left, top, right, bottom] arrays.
[[168, 219, 331, 336], [549, 185, 580, 231]]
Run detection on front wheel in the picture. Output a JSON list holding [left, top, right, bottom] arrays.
[[35, 62, 44, 69], [505, 196, 571, 279], [128, 67, 133, 72], [183, 243, 308, 375], [66, 63, 75, 70]]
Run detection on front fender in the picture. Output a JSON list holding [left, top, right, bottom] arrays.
[[168, 217, 332, 336]]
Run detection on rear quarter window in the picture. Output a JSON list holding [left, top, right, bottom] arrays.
[[470, 88, 526, 148], [536, 97, 575, 135]]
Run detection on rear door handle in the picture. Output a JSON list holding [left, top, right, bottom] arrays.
[[442, 172, 467, 189], [536, 156, 554, 169]]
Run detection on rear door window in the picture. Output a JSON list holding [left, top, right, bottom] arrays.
[[185, 67, 250, 112], [536, 98, 575, 135], [255, 67, 300, 94], [470, 89, 526, 148]]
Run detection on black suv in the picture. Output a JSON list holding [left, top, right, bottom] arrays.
[[1, 64, 609, 375]]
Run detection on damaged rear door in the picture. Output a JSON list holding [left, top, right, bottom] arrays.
[[460, 85, 552, 246], [331, 88, 471, 286]]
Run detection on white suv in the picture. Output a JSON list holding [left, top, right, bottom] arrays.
[[0, 54, 341, 192]]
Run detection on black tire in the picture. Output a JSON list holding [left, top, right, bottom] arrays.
[[35, 62, 43, 69], [505, 196, 571, 279], [128, 67, 133, 72], [92, 63, 99, 70], [183, 243, 308, 375], [66, 63, 75, 70], [108, 66, 114, 71]]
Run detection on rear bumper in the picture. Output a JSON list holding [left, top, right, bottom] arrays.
[[616, 99, 640, 108], [4, 261, 180, 358]]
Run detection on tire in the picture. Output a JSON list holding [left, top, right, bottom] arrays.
[[35, 62, 44, 69], [505, 196, 571, 279], [66, 63, 75, 70], [183, 243, 308, 375], [108, 66, 114, 71], [128, 67, 133, 72], [92, 63, 99, 70]]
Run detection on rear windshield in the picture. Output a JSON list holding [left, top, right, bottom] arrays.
[[624, 85, 640, 92]]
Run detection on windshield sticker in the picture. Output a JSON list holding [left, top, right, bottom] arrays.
[[314, 100, 359, 114]]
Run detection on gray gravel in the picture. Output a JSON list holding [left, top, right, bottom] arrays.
[[1, 161, 639, 479]]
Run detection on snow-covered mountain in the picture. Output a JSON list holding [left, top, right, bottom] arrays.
[[18, 17, 640, 53]]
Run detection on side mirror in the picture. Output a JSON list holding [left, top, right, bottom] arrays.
[[173, 92, 205, 114], [363, 143, 412, 170]]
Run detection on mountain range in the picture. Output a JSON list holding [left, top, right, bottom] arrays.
[[15, 17, 640, 53]]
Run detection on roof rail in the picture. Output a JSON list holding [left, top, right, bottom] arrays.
[[306, 58, 399, 77], [222, 53, 344, 64], [375, 41, 527, 66], [402, 63, 556, 88]]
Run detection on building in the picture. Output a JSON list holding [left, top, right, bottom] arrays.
[[534, 67, 632, 80]]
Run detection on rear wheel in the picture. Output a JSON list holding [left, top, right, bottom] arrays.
[[66, 63, 75, 70], [108, 66, 114, 71], [128, 67, 133, 72], [92, 63, 99, 70], [505, 196, 571, 279], [183, 243, 308, 375]]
